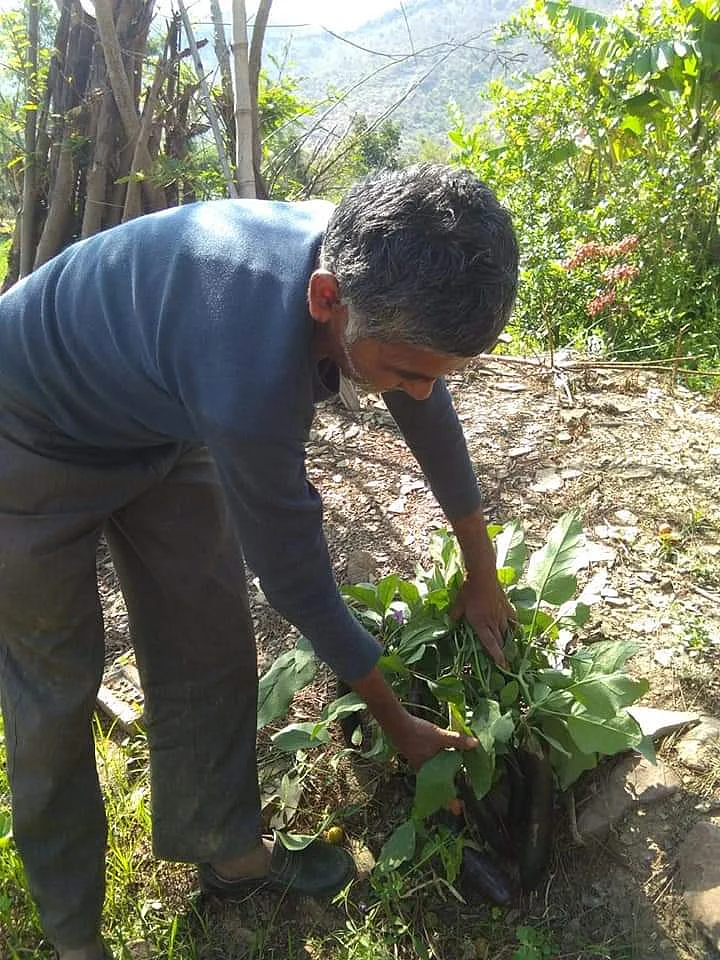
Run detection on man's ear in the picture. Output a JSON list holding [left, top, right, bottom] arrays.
[[308, 270, 343, 323]]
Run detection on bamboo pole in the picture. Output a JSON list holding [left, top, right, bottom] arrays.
[[231, 0, 256, 198], [177, 0, 238, 199]]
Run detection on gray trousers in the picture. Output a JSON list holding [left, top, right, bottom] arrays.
[[0, 435, 262, 948]]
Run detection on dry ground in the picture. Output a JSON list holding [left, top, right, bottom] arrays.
[[98, 356, 720, 960]]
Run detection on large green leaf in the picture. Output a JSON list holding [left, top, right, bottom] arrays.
[[413, 750, 463, 819], [257, 637, 317, 730], [526, 510, 587, 606], [569, 640, 639, 680], [566, 708, 643, 755], [376, 819, 417, 872], [564, 673, 649, 720]]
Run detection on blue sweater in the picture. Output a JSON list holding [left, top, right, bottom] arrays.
[[0, 200, 481, 681]]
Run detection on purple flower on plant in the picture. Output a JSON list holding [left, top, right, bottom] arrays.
[[390, 608, 406, 625]]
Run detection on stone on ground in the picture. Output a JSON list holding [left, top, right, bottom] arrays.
[[677, 717, 720, 772], [677, 820, 720, 950], [578, 756, 682, 838]]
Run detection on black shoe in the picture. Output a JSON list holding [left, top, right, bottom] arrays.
[[198, 836, 355, 900]]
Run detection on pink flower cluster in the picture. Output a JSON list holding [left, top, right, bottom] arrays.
[[587, 289, 617, 317], [564, 234, 640, 270], [601, 263, 640, 283]]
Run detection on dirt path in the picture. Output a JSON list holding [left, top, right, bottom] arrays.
[[99, 358, 720, 959]]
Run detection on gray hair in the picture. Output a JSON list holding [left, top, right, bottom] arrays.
[[320, 163, 519, 358]]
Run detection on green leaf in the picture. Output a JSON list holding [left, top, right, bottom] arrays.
[[526, 510, 586, 606], [271, 722, 331, 752], [500, 679, 520, 707], [449, 702, 473, 736], [494, 519, 527, 577], [257, 638, 317, 729], [398, 579, 421, 609], [471, 699, 515, 745], [377, 574, 400, 613], [342, 583, 380, 608], [413, 750, 463, 819], [569, 640, 638, 680], [428, 675, 466, 705], [320, 692, 367, 723], [463, 741, 495, 799], [275, 831, 317, 850], [536, 668, 573, 690], [497, 565, 520, 587], [377, 819, 417, 871], [566, 709, 643, 756], [539, 717, 598, 790], [636, 734, 657, 765], [378, 652, 410, 675]]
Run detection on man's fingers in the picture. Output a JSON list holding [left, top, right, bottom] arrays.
[[481, 631, 508, 670], [440, 728, 478, 751]]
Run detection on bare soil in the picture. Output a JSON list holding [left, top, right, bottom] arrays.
[[99, 357, 720, 960]]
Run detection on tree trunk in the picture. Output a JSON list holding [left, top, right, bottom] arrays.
[[93, 0, 166, 212]]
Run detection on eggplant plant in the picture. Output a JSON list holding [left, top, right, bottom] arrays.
[[258, 509, 653, 892]]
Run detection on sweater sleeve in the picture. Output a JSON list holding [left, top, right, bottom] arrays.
[[382, 379, 482, 521], [208, 432, 382, 683]]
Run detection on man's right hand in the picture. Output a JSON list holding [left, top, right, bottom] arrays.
[[350, 665, 477, 769]]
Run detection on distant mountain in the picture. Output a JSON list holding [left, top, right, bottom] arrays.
[[259, 0, 534, 150]]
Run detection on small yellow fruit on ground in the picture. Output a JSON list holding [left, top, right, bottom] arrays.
[[325, 825, 345, 845]]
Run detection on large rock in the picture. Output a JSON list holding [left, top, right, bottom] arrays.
[[578, 756, 682, 839], [677, 821, 720, 950], [677, 717, 720, 772]]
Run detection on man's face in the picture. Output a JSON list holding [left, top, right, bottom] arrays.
[[308, 268, 467, 399], [344, 338, 466, 400]]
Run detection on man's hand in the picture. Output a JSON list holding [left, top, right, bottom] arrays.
[[389, 712, 478, 770], [450, 575, 515, 669], [451, 508, 516, 668], [351, 666, 477, 770]]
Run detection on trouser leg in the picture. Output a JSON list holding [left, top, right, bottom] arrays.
[[104, 446, 262, 862], [0, 442, 107, 948]]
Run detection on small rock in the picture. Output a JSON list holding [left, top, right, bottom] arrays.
[[653, 648, 675, 668], [345, 550, 378, 584], [677, 821, 720, 949], [627, 706, 700, 740], [352, 843, 376, 882], [677, 717, 720, 772]]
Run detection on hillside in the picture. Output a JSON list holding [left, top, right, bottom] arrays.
[[259, 0, 533, 149]]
